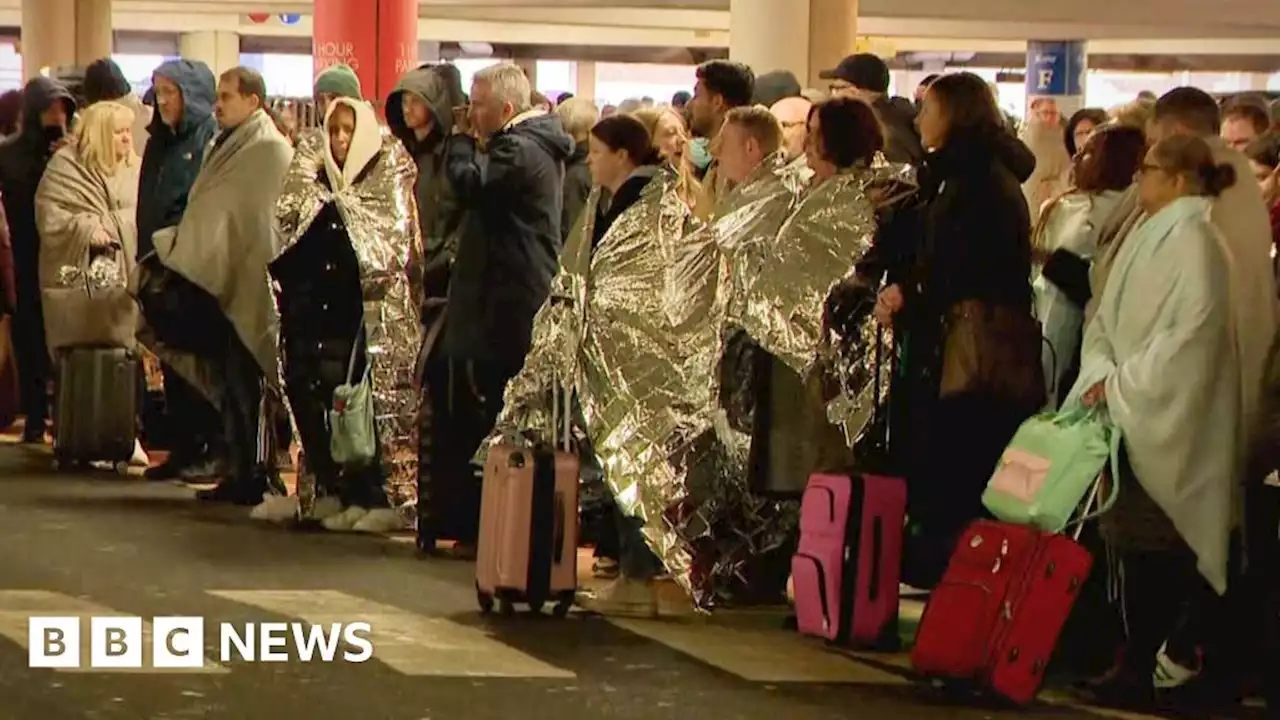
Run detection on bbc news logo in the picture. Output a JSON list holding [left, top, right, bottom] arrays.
[[28, 617, 374, 668]]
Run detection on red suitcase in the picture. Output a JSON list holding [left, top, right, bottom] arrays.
[[910, 519, 1093, 704]]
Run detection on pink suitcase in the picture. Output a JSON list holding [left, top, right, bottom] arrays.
[[475, 389, 579, 617], [791, 472, 906, 649]]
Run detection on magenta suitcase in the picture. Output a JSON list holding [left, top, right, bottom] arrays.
[[791, 472, 907, 649]]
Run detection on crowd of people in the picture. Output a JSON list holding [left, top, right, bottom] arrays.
[[0, 49, 1277, 712]]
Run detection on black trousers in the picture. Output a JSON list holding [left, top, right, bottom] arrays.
[[421, 357, 516, 545], [904, 391, 1030, 589], [12, 302, 48, 434], [283, 337, 385, 509], [216, 334, 265, 491], [161, 364, 221, 463]]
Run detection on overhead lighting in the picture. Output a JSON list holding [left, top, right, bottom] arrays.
[[458, 42, 493, 57]]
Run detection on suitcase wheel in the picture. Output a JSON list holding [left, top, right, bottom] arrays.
[[476, 589, 495, 615], [498, 597, 516, 617], [528, 598, 545, 615], [553, 592, 574, 619], [52, 454, 87, 473], [114, 461, 130, 476]]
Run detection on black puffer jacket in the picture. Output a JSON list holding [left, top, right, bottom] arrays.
[[443, 112, 574, 368], [272, 199, 366, 391], [385, 64, 465, 300], [0, 77, 75, 312]]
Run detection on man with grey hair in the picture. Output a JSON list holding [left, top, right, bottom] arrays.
[[421, 62, 574, 557]]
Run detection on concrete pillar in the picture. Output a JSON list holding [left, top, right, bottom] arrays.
[[180, 31, 241, 78], [313, 0, 418, 107], [729, 0, 857, 92], [75, 0, 113, 66], [21, 0, 117, 79], [21, 0, 77, 79], [807, 0, 858, 92], [1026, 41, 1088, 118], [575, 61, 597, 102]]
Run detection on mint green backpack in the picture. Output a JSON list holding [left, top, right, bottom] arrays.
[[329, 327, 377, 468], [982, 406, 1121, 532]]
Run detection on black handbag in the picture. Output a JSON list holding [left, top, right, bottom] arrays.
[[135, 255, 226, 356]]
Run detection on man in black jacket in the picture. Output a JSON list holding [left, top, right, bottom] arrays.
[[385, 63, 466, 308], [420, 63, 573, 557], [135, 59, 222, 481], [0, 78, 74, 443]]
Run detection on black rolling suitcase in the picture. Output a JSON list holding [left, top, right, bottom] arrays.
[[53, 347, 138, 473]]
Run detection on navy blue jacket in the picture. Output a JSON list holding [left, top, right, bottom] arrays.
[[0, 77, 76, 310], [442, 112, 573, 368], [136, 59, 217, 260]]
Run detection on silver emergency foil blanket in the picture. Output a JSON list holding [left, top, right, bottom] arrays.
[[274, 128, 424, 515], [497, 156, 918, 608], [740, 156, 917, 446]]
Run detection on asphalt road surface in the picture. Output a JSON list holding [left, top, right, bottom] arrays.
[[0, 440, 1196, 720]]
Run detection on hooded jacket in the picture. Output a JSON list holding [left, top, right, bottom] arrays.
[[0, 77, 76, 308], [385, 65, 465, 300], [135, 59, 217, 260], [443, 110, 575, 366]]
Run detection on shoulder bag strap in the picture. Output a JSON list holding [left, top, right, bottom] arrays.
[[344, 321, 365, 386]]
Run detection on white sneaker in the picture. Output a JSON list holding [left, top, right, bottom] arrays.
[[322, 506, 369, 532], [311, 495, 343, 522], [351, 508, 406, 534], [250, 495, 299, 523], [130, 439, 150, 467]]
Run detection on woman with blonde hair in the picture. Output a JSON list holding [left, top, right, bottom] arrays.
[[35, 100, 145, 464], [630, 106, 700, 206], [37, 101, 140, 287]]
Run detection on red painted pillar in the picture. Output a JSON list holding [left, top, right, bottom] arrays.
[[313, 0, 419, 107]]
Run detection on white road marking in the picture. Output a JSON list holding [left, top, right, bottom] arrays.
[[0, 590, 226, 673], [208, 589, 574, 678]]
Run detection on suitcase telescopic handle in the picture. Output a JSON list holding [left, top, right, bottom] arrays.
[[552, 490, 566, 565]]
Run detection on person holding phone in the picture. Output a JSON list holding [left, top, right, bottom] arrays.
[[0, 76, 76, 444], [419, 63, 574, 558]]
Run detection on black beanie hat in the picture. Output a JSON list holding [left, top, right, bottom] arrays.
[[83, 58, 132, 105]]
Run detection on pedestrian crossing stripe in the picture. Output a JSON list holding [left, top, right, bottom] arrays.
[[0, 586, 1145, 707], [208, 589, 575, 678], [0, 590, 227, 674]]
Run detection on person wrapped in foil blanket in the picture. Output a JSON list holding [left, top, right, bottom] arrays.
[[496, 150, 918, 608], [270, 100, 424, 526]]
